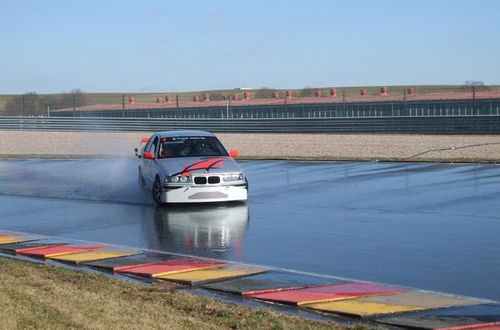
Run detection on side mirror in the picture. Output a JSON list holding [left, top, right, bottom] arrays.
[[141, 137, 149, 143], [229, 149, 240, 158], [143, 151, 155, 160]]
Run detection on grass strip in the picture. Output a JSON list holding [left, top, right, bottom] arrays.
[[0, 257, 372, 329]]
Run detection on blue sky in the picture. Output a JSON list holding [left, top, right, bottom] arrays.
[[1, 0, 499, 93]]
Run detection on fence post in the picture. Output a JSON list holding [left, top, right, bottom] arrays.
[[175, 95, 179, 118], [472, 85, 476, 115], [403, 89, 407, 116], [21, 95, 25, 116], [283, 94, 287, 118], [122, 95, 125, 117], [342, 90, 346, 114]]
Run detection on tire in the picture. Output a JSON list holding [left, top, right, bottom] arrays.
[[152, 176, 164, 205], [138, 167, 146, 188]]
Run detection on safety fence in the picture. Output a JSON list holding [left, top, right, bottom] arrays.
[[52, 98, 500, 119], [1, 115, 500, 134]]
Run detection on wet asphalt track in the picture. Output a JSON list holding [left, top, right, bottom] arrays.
[[0, 159, 499, 301]]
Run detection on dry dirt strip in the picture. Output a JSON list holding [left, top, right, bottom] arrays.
[[1, 130, 500, 162]]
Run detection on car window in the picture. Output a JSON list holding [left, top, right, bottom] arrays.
[[145, 136, 159, 154], [143, 136, 154, 152], [151, 137, 159, 155], [158, 136, 228, 158]]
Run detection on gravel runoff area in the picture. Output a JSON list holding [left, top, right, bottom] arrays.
[[1, 130, 500, 162]]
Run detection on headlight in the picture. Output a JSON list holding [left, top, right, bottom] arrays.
[[165, 175, 191, 183], [223, 173, 245, 182]]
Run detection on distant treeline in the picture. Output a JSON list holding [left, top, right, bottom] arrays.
[[4, 89, 85, 116]]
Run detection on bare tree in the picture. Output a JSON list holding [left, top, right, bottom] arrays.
[[207, 92, 225, 101], [41, 89, 87, 110], [298, 87, 315, 97], [5, 92, 43, 116], [60, 89, 86, 109], [254, 87, 279, 99], [5, 89, 87, 115], [461, 81, 489, 92]]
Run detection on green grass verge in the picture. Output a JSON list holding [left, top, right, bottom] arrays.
[[0, 257, 373, 329]]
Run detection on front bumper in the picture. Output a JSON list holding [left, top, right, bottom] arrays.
[[160, 185, 247, 203]]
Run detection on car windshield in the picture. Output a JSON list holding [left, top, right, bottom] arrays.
[[157, 136, 228, 158]]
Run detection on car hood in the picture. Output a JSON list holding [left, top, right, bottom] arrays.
[[157, 156, 243, 176]]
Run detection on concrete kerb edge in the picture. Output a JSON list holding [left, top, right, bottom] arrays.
[[1, 229, 496, 305], [2, 230, 500, 329]]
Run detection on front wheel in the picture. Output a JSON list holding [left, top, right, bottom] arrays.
[[152, 176, 164, 205]]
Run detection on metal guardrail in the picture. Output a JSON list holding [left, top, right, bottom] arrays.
[[1, 116, 500, 133]]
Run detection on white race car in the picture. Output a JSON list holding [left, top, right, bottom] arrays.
[[135, 130, 248, 204]]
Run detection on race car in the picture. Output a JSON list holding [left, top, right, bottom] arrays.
[[135, 130, 248, 204]]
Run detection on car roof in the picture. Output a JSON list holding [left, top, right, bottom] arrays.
[[155, 130, 215, 138]]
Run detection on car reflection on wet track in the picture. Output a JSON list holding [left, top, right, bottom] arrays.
[[146, 204, 249, 259]]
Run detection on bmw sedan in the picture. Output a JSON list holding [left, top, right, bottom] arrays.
[[136, 130, 248, 204]]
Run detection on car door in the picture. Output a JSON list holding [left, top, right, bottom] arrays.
[[142, 135, 159, 186], [139, 137, 152, 186]]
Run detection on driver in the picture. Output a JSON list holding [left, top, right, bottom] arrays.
[[192, 140, 212, 155], [177, 141, 193, 157], [159, 143, 173, 158]]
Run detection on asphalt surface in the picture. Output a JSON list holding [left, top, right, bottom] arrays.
[[0, 159, 499, 301]]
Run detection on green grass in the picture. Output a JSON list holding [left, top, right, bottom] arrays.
[[0, 257, 374, 330]]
